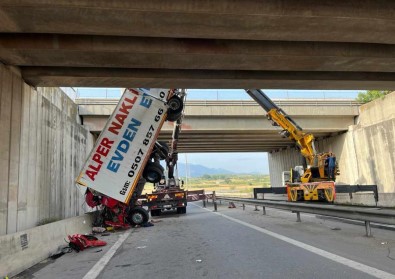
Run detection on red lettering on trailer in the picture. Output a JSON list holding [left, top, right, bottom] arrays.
[[108, 96, 137, 135], [86, 170, 98, 181], [101, 138, 114, 149], [128, 88, 140, 95], [85, 137, 114, 181]]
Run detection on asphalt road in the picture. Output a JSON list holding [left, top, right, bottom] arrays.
[[16, 202, 395, 279]]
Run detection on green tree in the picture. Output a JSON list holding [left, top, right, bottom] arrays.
[[356, 90, 391, 103]]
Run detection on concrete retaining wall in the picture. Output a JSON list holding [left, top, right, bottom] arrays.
[[0, 64, 94, 236], [268, 92, 395, 207], [0, 214, 94, 278], [318, 92, 395, 207]]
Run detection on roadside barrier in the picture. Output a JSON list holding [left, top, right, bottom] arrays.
[[205, 195, 395, 237]]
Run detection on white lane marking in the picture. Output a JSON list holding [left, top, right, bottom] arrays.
[[83, 231, 131, 279], [193, 204, 395, 279]]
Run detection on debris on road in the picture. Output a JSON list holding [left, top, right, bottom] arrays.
[[92, 227, 106, 233], [228, 202, 236, 208], [67, 234, 107, 252], [142, 221, 154, 227]]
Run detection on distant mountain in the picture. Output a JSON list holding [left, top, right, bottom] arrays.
[[176, 162, 234, 178]]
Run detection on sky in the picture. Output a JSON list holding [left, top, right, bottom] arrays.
[[181, 152, 269, 174], [70, 88, 361, 174], [71, 88, 361, 101]]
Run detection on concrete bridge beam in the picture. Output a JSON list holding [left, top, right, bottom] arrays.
[[1, 35, 395, 73], [2, 1, 395, 88], [1, 1, 394, 44], [20, 68, 395, 89], [78, 99, 358, 152]]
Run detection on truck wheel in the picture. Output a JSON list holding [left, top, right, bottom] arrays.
[[167, 96, 183, 122], [177, 207, 186, 214], [157, 141, 169, 160], [127, 207, 149, 226], [143, 162, 164, 183], [167, 111, 182, 122], [168, 95, 183, 113]]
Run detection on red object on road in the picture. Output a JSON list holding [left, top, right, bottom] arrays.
[[68, 234, 107, 252]]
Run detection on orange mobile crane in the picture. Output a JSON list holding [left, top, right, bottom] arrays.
[[245, 89, 338, 202]]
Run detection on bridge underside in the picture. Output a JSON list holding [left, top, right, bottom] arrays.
[[1, 1, 395, 89], [80, 99, 357, 153], [89, 129, 337, 153], [156, 130, 334, 153]]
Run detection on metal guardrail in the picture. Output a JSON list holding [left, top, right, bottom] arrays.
[[253, 185, 379, 205], [212, 196, 395, 237], [335, 185, 379, 204]]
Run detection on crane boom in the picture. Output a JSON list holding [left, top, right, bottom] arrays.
[[245, 89, 317, 166]]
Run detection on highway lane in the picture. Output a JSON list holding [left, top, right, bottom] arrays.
[[96, 204, 392, 279], [17, 202, 395, 279]]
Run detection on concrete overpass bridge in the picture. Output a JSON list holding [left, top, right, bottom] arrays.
[[77, 98, 360, 153], [0, 1, 394, 263], [1, 0, 395, 89]]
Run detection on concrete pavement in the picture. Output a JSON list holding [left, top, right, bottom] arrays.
[[14, 202, 395, 279]]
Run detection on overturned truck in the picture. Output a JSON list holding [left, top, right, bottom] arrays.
[[76, 88, 184, 228]]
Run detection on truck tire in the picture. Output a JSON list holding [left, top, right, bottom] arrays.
[[127, 207, 149, 226], [167, 111, 182, 122], [157, 141, 169, 160], [167, 95, 183, 122], [143, 162, 164, 183], [151, 209, 161, 217], [177, 206, 187, 214]]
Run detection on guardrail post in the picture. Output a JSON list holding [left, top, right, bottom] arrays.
[[365, 221, 372, 237], [213, 191, 217, 212], [203, 199, 206, 208], [262, 206, 266, 215], [293, 211, 301, 222], [242, 203, 245, 211], [254, 205, 259, 211]]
